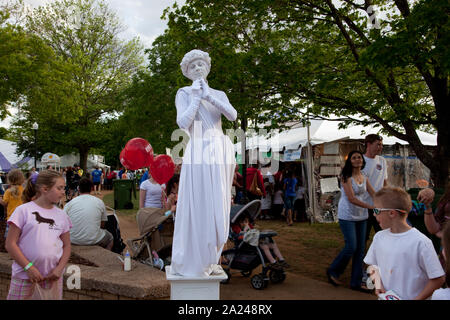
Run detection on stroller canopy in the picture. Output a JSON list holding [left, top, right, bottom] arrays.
[[230, 200, 261, 224], [137, 207, 171, 236]]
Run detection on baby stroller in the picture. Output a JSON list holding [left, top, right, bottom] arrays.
[[126, 207, 174, 269], [221, 200, 286, 290]]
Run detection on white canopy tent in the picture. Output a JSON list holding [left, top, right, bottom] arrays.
[[235, 119, 437, 153], [0, 139, 36, 169], [41, 152, 61, 171], [234, 120, 437, 223], [0, 139, 23, 164]]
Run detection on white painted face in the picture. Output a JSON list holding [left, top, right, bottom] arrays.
[[187, 59, 208, 81]]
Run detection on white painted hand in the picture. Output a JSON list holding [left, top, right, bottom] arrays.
[[200, 78, 210, 99], [191, 79, 202, 98]]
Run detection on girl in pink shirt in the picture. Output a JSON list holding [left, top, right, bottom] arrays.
[[5, 170, 72, 300]]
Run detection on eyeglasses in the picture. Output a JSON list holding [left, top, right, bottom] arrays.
[[373, 208, 408, 215]]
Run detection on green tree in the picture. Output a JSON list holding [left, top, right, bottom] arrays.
[[0, 127, 9, 139], [0, 0, 53, 118], [118, 1, 284, 164], [157, 0, 449, 187], [11, 0, 144, 171]]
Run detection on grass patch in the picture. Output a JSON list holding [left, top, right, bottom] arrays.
[[251, 219, 373, 284]]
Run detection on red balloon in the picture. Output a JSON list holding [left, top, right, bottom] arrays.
[[120, 138, 154, 170], [119, 148, 132, 169], [150, 155, 175, 185]]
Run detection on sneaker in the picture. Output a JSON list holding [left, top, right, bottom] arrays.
[[268, 262, 283, 271]]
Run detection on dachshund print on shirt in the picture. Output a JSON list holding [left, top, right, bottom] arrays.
[[32, 211, 56, 227]]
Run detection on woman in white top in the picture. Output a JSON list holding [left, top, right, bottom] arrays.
[[139, 174, 164, 209], [327, 150, 375, 292]]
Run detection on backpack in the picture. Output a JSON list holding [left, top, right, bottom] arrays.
[[105, 215, 126, 254]]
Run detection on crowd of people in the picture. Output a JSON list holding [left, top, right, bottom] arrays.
[[0, 133, 449, 300], [232, 164, 307, 226]]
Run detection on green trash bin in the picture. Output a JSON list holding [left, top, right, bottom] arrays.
[[113, 179, 136, 210]]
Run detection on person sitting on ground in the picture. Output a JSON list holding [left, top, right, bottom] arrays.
[[231, 212, 289, 270], [63, 178, 113, 251]]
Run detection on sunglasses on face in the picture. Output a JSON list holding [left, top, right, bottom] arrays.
[[373, 208, 408, 215]]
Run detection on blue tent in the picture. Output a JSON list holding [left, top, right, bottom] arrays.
[[0, 152, 12, 172]]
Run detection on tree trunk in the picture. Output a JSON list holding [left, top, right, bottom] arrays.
[[432, 101, 450, 189], [79, 147, 89, 176]]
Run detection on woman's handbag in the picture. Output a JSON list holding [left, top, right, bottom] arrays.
[[249, 173, 263, 197]]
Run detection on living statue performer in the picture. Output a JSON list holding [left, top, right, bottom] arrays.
[[170, 49, 237, 276]]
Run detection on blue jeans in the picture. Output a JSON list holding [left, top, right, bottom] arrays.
[[328, 219, 367, 288]]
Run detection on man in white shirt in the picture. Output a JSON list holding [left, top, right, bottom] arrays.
[[362, 134, 388, 242], [64, 178, 113, 250]]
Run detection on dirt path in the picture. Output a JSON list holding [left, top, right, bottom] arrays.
[[104, 189, 375, 301]]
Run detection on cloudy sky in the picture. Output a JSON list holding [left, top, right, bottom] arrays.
[[22, 0, 185, 48], [1, 0, 185, 128]]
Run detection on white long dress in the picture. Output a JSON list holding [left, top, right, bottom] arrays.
[[170, 85, 237, 277]]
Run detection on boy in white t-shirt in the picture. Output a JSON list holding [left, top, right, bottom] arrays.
[[364, 187, 445, 300]]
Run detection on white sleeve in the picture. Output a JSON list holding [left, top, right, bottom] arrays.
[[176, 88, 201, 130], [418, 238, 445, 279], [363, 235, 378, 266], [205, 90, 237, 121], [100, 200, 108, 222], [139, 180, 147, 190]]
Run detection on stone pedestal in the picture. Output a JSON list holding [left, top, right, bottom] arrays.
[[165, 265, 227, 300]]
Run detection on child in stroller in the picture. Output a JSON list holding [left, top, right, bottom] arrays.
[[231, 212, 289, 270], [221, 200, 289, 290]]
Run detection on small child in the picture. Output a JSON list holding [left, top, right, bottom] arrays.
[[0, 169, 25, 238], [432, 223, 450, 300], [231, 213, 289, 270], [364, 187, 445, 300], [0, 169, 25, 220], [260, 178, 272, 220], [5, 170, 72, 300]]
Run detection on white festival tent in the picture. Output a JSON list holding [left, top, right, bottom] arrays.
[[0, 139, 35, 169], [0, 139, 108, 171], [235, 119, 437, 154], [234, 119, 437, 223]]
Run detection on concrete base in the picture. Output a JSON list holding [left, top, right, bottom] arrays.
[[165, 265, 227, 300]]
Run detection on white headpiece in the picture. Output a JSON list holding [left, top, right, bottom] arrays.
[[180, 49, 211, 78]]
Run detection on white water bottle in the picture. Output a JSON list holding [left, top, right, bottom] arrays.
[[124, 251, 131, 271]]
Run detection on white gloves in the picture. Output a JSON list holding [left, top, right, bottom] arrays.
[[200, 78, 210, 99], [191, 79, 202, 98]]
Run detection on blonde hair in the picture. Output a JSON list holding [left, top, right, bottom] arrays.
[[6, 169, 25, 198], [374, 187, 412, 213], [22, 170, 63, 203]]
